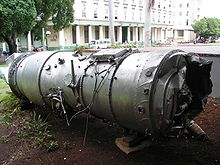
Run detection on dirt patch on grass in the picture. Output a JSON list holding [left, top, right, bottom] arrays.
[[0, 97, 220, 165]]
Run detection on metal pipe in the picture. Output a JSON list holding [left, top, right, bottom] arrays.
[[7, 49, 213, 137]]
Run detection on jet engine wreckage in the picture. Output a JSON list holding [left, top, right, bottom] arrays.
[[2, 49, 213, 153]]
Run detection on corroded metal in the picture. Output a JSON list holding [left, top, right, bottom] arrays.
[[5, 49, 212, 137]]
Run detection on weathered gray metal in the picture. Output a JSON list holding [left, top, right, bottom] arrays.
[[7, 49, 212, 137]]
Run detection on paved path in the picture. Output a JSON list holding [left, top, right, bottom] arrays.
[[143, 45, 220, 55]]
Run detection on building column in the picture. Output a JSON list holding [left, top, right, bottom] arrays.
[[2, 43, 6, 52], [118, 26, 122, 43], [161, 28, 164, 41], [164, 29, 167, 40], [59, 29, 65, 48], [99, 26, 104, 40], [142, 27, 145, 42], [16, 38, 19, 52], [158, 28, 162, 41], [127, 26, 130, 42], [154, 28, 158, 42], [89, 25, 92, 42], [135, 27, 138, 42], [76, 25, 81, 44], [174, 30, 178, 40], [27, 31, 32, 51], [151, 28, 154, 42]]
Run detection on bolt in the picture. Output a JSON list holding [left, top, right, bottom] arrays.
[[138, 105, 145, 114], [58, 58, 65, 64], [45, 65, 51, 71], [145, 70, 152, 77], [143, 88, 149, 95]]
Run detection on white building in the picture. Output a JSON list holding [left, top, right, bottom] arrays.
[[1, 0, 203, 51], [172, 0, 202, 42]]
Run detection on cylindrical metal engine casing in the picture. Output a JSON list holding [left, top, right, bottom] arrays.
[[8, 49, 211, 136]]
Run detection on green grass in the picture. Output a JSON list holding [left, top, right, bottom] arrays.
[[0, 64, 7, 67], [0, 78, 10, 98], [0, 92, 58, 152]]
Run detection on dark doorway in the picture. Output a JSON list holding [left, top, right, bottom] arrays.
[[122, 27, 128, 43], [84, 26, 89, 43], [72, 25, 76, 44], [95, 26, 99, 40]]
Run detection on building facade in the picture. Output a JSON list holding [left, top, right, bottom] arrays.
[[172, 0, 202, 42], [0, 0, 203, 51]]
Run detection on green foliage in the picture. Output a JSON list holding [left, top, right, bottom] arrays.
[[0, 93, 58, 152], [192, 17, 220, 40], [0, 0, 74, 53], [0, 92, 22, 110], [33, 0, 74, 40], [52, 0, 75, 31], [0, 0, 37, 54], [17, 112, 59, 152], [0, 135, 9, 143], [0, 0, 37, 36]]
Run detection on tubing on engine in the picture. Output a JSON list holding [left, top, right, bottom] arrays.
[[8, 49, 212, 137]]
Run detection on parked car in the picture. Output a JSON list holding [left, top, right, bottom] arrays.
[[89, 39, 111, 49]]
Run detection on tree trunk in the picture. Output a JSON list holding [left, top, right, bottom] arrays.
[[144, 0, 155, 48], [2, 34, 17, 55], [109, 0, 115, 45]]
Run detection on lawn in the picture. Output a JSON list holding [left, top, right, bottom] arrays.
[[0, 78, 10, 98]]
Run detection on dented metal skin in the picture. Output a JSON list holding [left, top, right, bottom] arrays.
[[7, 49, 213, 137]]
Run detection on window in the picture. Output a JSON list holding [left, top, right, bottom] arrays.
[[123, 7, 127, 20], [158, 3, 161, 8], [132, 8, 135, 20], [139, 9, 142, 21], [115, 6, 119, 19], [152, 11, 155, 22], [139, 0, 142, 6], [158, 12, 161, 23], [187, 3, 189, 7], [104, 5, 108, 19], [179, 12, 182, 16], [186, 19, 189, 26], [179, 3, 182, 8], [82, 2, 86, 18], [94, 3, 98, 18], [178, 30, 184, 37]]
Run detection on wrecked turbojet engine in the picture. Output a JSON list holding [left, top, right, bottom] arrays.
[[5, 49, 212, 145]]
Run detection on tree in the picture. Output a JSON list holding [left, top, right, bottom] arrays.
[[109, 0, 115, 45], [0, 0, 37, 54], [144, 0, 155, 48], [0, 0, 74, 55], [33, 0, 74, 36], [192, 17, 220, 41]]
